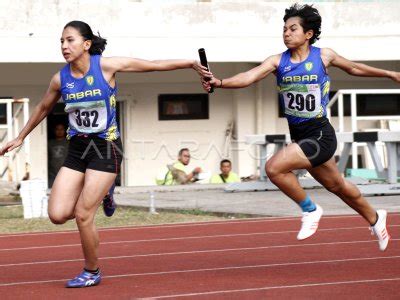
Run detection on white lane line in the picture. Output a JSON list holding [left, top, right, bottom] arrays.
[[1, 239, 399, 268], [0, 214, 384, 238], [0, 255, 399, 288], [0, 225, 398, 252], [0, 217, 299, 238], [145, 277, 400, 299], [0, 226, 398, 252]]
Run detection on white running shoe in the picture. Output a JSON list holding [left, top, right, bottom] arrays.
[[297, 204, 323, 241], [371, 209, 390, 251]]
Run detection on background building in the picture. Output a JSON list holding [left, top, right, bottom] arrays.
[[0, 0, 399, 186]]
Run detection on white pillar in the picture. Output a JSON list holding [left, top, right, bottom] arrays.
[[232, 63, 257, 177]]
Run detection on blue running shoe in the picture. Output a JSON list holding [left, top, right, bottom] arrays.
[[102, 183, 116, 217], [65, 270, 101, 288]]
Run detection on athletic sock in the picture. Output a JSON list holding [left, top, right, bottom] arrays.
[[298, 195, 317, 213], [371, 212, 379, 226], [84, 268, 100, 275]]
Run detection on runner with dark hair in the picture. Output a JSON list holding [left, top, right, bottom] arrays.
[[201, 3, 399, 251], [0, 20, 211, 288]]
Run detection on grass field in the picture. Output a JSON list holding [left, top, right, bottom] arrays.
[[0, 205, 233, 234]]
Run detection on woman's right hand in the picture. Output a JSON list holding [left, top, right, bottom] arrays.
[[201, 76, 221, 92], [0, 138, 24, 156], [192, 61, 213, 78]]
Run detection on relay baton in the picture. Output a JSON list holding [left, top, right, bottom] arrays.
[[198, 48, 214, 93]]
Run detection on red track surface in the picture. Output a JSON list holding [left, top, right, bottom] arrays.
[[0, 214, 399, 299]]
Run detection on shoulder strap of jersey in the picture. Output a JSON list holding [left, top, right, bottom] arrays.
[[219, 174, 226, 183], [59, 64, 71, 89]]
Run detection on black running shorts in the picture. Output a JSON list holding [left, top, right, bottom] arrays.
[[63, 135, 123, 174], [289, 117, 337, 168]]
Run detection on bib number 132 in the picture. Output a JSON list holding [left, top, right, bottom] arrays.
[[287, 93, 316, 112], [74, 110, 99, 128]]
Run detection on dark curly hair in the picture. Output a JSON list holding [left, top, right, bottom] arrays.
[[283, 3, 322, 45]]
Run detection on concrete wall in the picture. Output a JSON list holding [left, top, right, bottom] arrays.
[[119, 75, 235, 186], [1, 1, 400, 62]]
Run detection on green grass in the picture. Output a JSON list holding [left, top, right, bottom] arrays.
[[0, 205, 233, 234]]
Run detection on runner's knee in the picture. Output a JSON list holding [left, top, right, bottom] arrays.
[[74, 208, 94, 226], [48, 212, 69, 225], [324, 179, 346, 194], [266, 160, 282, 180]]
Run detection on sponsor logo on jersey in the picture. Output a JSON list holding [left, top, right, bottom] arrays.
[[86, 75, 94, 86], [284, 66, 292, 72], [305, 62, 313, 72], [66, 82, 74, 89], [282, 75, 318, 83], [65, 89, 102, 101]]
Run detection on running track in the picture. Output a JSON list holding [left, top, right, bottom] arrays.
[[0, 214, 399, 299]]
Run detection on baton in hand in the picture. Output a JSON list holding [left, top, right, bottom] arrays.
[[198, 48, 214, 93]]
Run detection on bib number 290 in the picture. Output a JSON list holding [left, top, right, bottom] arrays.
[[74, 110, 99, 128], [287, 93, 316, 112]]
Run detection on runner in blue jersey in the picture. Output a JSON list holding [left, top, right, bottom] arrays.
[[202, 4, 400, 251], [60, 47, 120, 218], [0, 20, 211, 288]]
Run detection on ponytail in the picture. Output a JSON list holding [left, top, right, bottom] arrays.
[[90, 33, 107, 55], [64, 20, 107, 54]]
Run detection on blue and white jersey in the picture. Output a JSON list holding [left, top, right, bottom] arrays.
[[276, 46, 331, 125], [60, 55, 119, 141]]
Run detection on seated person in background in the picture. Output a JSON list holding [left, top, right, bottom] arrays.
[[158, 148, 202, 185], [48, 123, 69, 187], [210, 159, 240, 184]]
